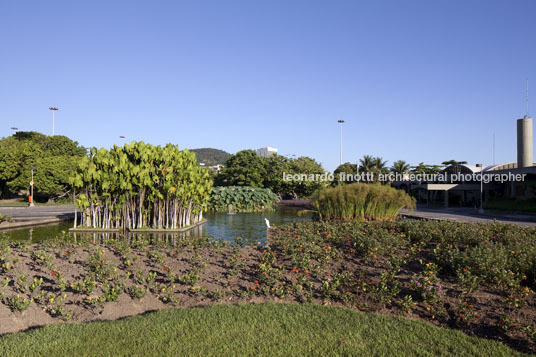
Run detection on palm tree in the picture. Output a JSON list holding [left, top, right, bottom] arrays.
[[359, 155, 375, 172], [411, 162, 430, 174], [372, 157, 388, 183], [373, 157, 388, 174], [359, 155, 375, 183], [391, 160, 410, 180]]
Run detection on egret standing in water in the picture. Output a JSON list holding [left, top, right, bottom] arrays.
[[264, 218, 270, 228]]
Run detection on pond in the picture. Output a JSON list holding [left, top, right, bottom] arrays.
[[1, 207, 312, 244]]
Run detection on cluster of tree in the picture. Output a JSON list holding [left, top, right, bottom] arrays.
[[214, 150, 326, 198], [333, 156, 470, 184], [190, 148, 231, 166], [71, 142, 212, 229], [0, 132, 86, 200]]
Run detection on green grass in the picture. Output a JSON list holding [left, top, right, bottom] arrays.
[[0, 201, 70, 207], [0, 303, 522, 356], [484, 198, 536, 214]]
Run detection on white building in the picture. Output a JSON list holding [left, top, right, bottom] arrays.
[[256, 146, 278, 158]]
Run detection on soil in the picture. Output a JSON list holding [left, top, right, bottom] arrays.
[[0, 238, 534, 355]]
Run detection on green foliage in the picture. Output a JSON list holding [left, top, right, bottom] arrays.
[[411, 162, 443, 174], [390, 160, 411, 175], [215, 150, 266, 187], [190, 148, 231, 166], [0, 214, 13, 223], [484, 198, 536, 213], [333, 162, 358, 185], [216, 151, 327, 198], [71, 141, 212, 229], [311, 183, 416, 221], [0, 131, 86, 199], [287, 156, 326, 198], [210, 186, 279, 212]]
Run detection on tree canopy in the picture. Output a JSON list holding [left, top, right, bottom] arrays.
[[215, 150, 326, 198], [0, 132, 86, 199], [71, 142, 211, 229], [190, 148, 231, 166]]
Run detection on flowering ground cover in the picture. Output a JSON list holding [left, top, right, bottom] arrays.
[[0, 220, 535, 354]]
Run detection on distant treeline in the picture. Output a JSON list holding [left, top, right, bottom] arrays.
[[190, 148, 231, 166]]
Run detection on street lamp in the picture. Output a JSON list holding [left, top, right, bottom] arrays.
[[476, 164, 484, 214], [338, 120, 345, 165], [29, 166, 37, 207], [49, 107, 59, 136]]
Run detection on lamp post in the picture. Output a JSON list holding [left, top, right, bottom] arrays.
[[29, 166, 37, 207], [338, 120, 345, 165], [476, 164, 484, 214], [49, 107, 58, 136]]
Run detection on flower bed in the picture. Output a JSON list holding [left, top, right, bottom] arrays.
[[0, 220, 535, 354]]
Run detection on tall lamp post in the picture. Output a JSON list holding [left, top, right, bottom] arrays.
[[338, 120, 345, 165], [476, 164, 484, 214], [29, 166, 37, 207], [49, 107, 59, 136]]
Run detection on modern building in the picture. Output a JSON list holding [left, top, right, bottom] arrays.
[[257, 146, 278, 158], [395, 115, 536, 208]]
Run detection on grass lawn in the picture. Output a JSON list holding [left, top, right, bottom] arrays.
[[0, 201, 70, 207], [484, 198, 536, 213], [0, 303, 522, 357]]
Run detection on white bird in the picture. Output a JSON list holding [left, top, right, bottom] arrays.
[[264, 218, 270, 228]]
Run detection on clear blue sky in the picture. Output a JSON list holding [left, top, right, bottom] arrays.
[[1, 0, 535, 171]]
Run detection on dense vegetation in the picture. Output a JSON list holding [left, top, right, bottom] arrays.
[[0, 304, 521, 356], [0, 220, 534, 353], [0, 132, 86, 200], [484, 198, 536, 213], [210, 186, 279, 212], [190, 148, 230, 166], [311, 183, 416, 221], [215, 150, 326, 198], [70, 142, 212, 229]]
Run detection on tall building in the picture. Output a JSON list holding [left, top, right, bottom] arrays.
[[256, 146, 278, 158]]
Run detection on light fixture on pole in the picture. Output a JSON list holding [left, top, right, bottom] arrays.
[[476, 164, 484, 214], [337, 120, 345, 165], [29, 166, 37, 207], [49, 107, 59, 136]]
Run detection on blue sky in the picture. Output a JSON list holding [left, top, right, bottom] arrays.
[[1, 0, 535, 171]]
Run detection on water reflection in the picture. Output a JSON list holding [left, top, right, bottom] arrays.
[[1, 207, 312, 244]]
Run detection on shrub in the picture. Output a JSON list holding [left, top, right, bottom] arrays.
[[210, 186, 279, 213], [311, 183, 415, 221]]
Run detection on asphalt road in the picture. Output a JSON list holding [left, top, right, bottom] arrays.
[[0, 205, 75, 222]]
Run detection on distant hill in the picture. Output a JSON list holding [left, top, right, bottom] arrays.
[[190, 148, 231, 166]]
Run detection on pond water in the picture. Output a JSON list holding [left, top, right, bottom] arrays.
[[1, 207, 312, 244]]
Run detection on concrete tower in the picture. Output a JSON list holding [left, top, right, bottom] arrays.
[[517, 116, 533, 168]]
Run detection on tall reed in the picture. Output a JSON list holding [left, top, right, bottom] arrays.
[[311, 183, 415, 221]]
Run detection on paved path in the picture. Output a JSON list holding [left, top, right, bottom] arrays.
[[400, 207, 536, 228], [0, 205, 74, 221]]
